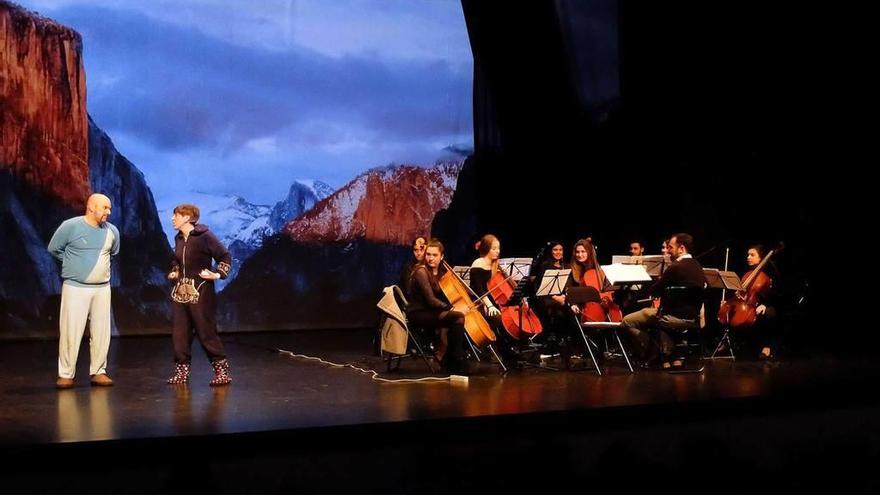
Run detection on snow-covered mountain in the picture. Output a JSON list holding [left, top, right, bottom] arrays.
[[156, 180, 334, 290], [269, 180, 334, 231], [157, 192, 271, 290], [158, 192, 270, 248]]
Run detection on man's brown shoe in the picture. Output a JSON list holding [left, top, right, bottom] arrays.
[[56, 377, 75, 389], [90, 374, 114, 386]]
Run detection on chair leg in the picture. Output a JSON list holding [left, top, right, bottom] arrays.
[[384, 351, 403, 372], [407, 329, 438, 373], [487, 344, 508, 373], [465, 333, 481, 362], [614, 329, 634, 373], [571, 314, 602, 376]]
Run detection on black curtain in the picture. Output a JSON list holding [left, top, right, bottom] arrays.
[[435, 0, 835, 354]]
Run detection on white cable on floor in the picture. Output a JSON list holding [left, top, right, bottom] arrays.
[[274, 348, 452, 384]]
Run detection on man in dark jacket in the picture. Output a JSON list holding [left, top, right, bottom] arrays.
[[621, 233, 705, 367]]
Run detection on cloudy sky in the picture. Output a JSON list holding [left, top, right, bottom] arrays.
[[19, 0, 474, 206]]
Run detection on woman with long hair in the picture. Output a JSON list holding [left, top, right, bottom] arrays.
[[469, 234, 520, 362], [405, 239, 469, 374]]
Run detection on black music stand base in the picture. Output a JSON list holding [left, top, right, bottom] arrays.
[[709, 327, 736, 361]]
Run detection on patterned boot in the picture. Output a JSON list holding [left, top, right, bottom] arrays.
[[209, 358, 232, 386], [167, 362, 190, 384]]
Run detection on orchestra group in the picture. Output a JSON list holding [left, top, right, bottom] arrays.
[[46, 193, 781, 388], [399, 232, 781, 375]]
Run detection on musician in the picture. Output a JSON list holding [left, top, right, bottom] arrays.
[[660, 238, 671, 257], [614, 239, 651, 316], [469, 234, 518, 361], [736, 244, 779, 359], [572, 238, 621, 320], [563, 239, 604, 360], [399, 236, 427, 295], [536, 239, 594, 355], [629, 240, 645, 257], [570, 239, 599, 278], [406, 239, 469, 374], [534, 242, 570, 344], [567, 239, 596, 312], [621, 233, 705, 368]]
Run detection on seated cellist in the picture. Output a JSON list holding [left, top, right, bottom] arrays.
[[406, 239, 469, 374], [570, 238, 621, 323], [469, 234, 520, 363], [726, 244, 780, 360]]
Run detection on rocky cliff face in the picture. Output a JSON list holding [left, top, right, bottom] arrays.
[[1, 2, 172, 336], [89, 117, 174, 330], [220, 161, 463, 330], [284, 162, 462, 246], [0, 0, 89, 208]]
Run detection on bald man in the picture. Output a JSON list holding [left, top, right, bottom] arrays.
[[48, 194, 120, 389]]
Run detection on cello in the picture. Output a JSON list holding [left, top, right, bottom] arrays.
[[579, 239, 623, 323], [438, 261, 497, 347], [487, 267, 543, 340], [718, 243, 783, 328]]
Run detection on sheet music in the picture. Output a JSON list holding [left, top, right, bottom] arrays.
[[601, 264, 652, 286], [703, 268, 743, 290], [720, 271, 743, 290], [498, 257, 532, 282], [535, 268, 570, 296], [452, 265, 471, 281], [610, 255, 669, 277]]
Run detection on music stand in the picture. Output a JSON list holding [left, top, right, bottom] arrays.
[[600, 264, 652, 291], [498, 259, 532, 305], [525, 269, 572, 371], [703, 268, 743, 291], [452, 265, 471, 282], [611, 255, 670, 278], [704, 268, 742, 360], [496, 258, 545, 366], [498, 258, 532, 283], [497, 258, 532, 306], [535, 269, 571, 297]]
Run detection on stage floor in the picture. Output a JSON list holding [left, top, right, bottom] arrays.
[[2, 329, 879, 446], [3, 329, 880, 493]]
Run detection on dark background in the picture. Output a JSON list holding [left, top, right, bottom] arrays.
[[435, 0, 843, 356]]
